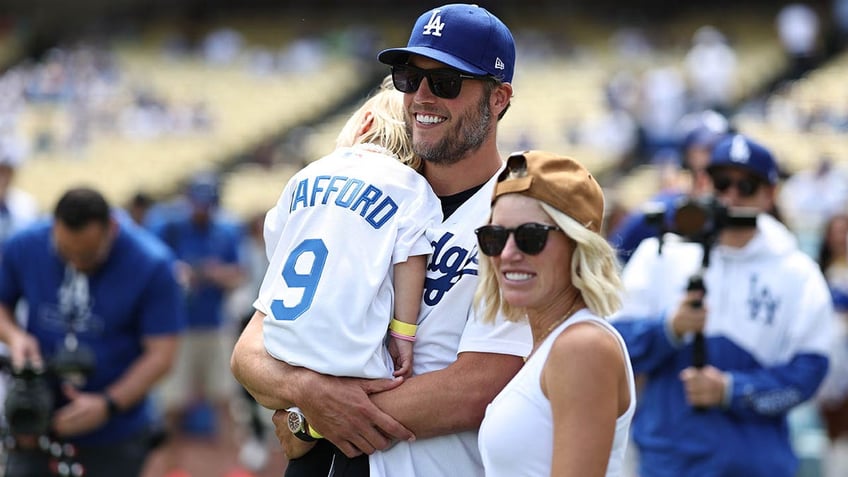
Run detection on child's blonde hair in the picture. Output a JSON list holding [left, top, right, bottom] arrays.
[[335, 76, 419, 171]]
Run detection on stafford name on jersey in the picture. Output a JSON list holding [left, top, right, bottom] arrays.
[[289, 175, 399, 229]]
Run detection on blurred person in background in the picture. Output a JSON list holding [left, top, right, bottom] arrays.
[[684, 26, 738, 116], [636, 65, 687, 161], [817, 213, 848, 320], [831, 0, 848, 52], [611, 134, 833, 477], [0, 133, 40, 433], [0, 135, 39, 250], [776, 2, 823, 82], [125, 191, 156, 229], [153, 172, 245, 477], [608, 109, 729, 264], [0, 186, 184, 477], [815, 213, 848, 477], [778, 156, 848, 258], [226, 210, 273, 474]]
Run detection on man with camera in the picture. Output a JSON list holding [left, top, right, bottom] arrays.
[[0, 187, 186, 477], [612, 134, 834, 477]]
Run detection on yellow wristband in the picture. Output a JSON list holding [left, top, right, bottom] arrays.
[[389, 318, 417, 337], [307, 424, 323, 439]]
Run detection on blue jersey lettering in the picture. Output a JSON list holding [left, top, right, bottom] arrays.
[[351, 185, 383, 218], [335, 178, 364, 207], [310, 176, 331, 206], [424, 232, 478, 306], [291, 179, 309, 212], [323, 176, 347, 205], [366, 197, 398, 229], [290, 176, 396, 230]]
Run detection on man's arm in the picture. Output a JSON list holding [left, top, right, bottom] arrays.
[[200, 261, 246, 291], [230, 310, 414, 456], [52, 333, 180, 437], [370, 351, 523, 439], [230, 310, 312, 410], [105, 334, 179, 410], [0, 303, 43, 370]]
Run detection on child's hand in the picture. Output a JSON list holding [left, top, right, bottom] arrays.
[[388, 337, 414, 379]]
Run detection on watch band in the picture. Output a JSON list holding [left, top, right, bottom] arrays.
[[307, 423, 323, 439], [287, 409, 318, 442]]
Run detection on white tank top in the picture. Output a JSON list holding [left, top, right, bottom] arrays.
[[478, 309, 636, 477]]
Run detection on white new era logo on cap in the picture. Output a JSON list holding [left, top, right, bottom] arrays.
[[495, 58, 504, 70], [729, 135, 750, 163]]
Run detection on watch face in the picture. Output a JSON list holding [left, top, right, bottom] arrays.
[[287, 411, 304, 434]]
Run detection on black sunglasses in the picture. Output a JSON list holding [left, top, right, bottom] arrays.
[[475, 223, 562, 256], [391, 64, 484, 99], [712, 174, 762, 198]]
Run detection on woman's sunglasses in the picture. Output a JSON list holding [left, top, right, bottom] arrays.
[[391, 64, 485, 99], [712, 174, 762, 198], [475, 223, 562, 256]]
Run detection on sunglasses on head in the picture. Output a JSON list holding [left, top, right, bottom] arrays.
[[475, 223, 562, 256], [391, 64, 485, 99], [712, 174, 762, 198]]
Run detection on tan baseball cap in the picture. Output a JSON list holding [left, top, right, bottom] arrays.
[[493, 151, 604, 233]]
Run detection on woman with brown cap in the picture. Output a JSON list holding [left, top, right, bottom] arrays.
[[475, 151, 635, 476]]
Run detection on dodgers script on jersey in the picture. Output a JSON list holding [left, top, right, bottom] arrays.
[[368, 168, 532, 477], [255, 144, 442, 379]]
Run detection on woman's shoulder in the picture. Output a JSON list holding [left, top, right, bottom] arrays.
[[551, 317, 625, 367]]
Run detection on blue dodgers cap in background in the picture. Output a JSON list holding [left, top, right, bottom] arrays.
[[187, 172, 220, 207], [680, 110, 729, 151], [378, 4, 515, 83], [707, 134, 780, 185]]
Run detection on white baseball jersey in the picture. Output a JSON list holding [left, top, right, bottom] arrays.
[[256, 144, 442, 379], [368, 167, 533, 477], [478, 310, 636, 477]]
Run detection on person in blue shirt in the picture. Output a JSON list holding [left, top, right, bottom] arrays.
[[0, 186, 185, 477], [153, 172, 245, 474]]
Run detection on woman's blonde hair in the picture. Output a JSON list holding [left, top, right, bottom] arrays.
[[335, 75, 420, 171], [474, 198, 623, 323]]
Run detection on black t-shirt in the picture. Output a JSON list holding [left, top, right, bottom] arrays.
[[439, 183, 485, 220]]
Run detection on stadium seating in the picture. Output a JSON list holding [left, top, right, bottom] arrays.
[[7, 5, 831, 222]]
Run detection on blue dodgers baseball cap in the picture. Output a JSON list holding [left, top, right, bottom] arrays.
[[680, 110, 729, 151], [378, 4, 515, 83], [707, 134, 780, 185], [187, 172, 220, 207]]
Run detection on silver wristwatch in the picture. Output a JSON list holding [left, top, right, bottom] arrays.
[[287, 409, 317, 442]]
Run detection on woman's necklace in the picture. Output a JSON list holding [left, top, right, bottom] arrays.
[[525, 289, 585, 362]]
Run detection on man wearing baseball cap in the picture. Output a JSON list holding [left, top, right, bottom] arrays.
[[377, 3, 515, 83], [612, 134, 833, 477], [231, 4, 530, 477]]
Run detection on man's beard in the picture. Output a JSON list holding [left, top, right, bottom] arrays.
[[413, 93, 492, 166]]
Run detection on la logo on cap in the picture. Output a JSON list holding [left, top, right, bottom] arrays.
[[423, 9, 446, 36], [729, 135, 750, 164]]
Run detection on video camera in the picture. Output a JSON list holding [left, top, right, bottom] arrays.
[[1, 336, 95, 437], [644, 195, 759, 411], [644, 195, 758, 244]]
